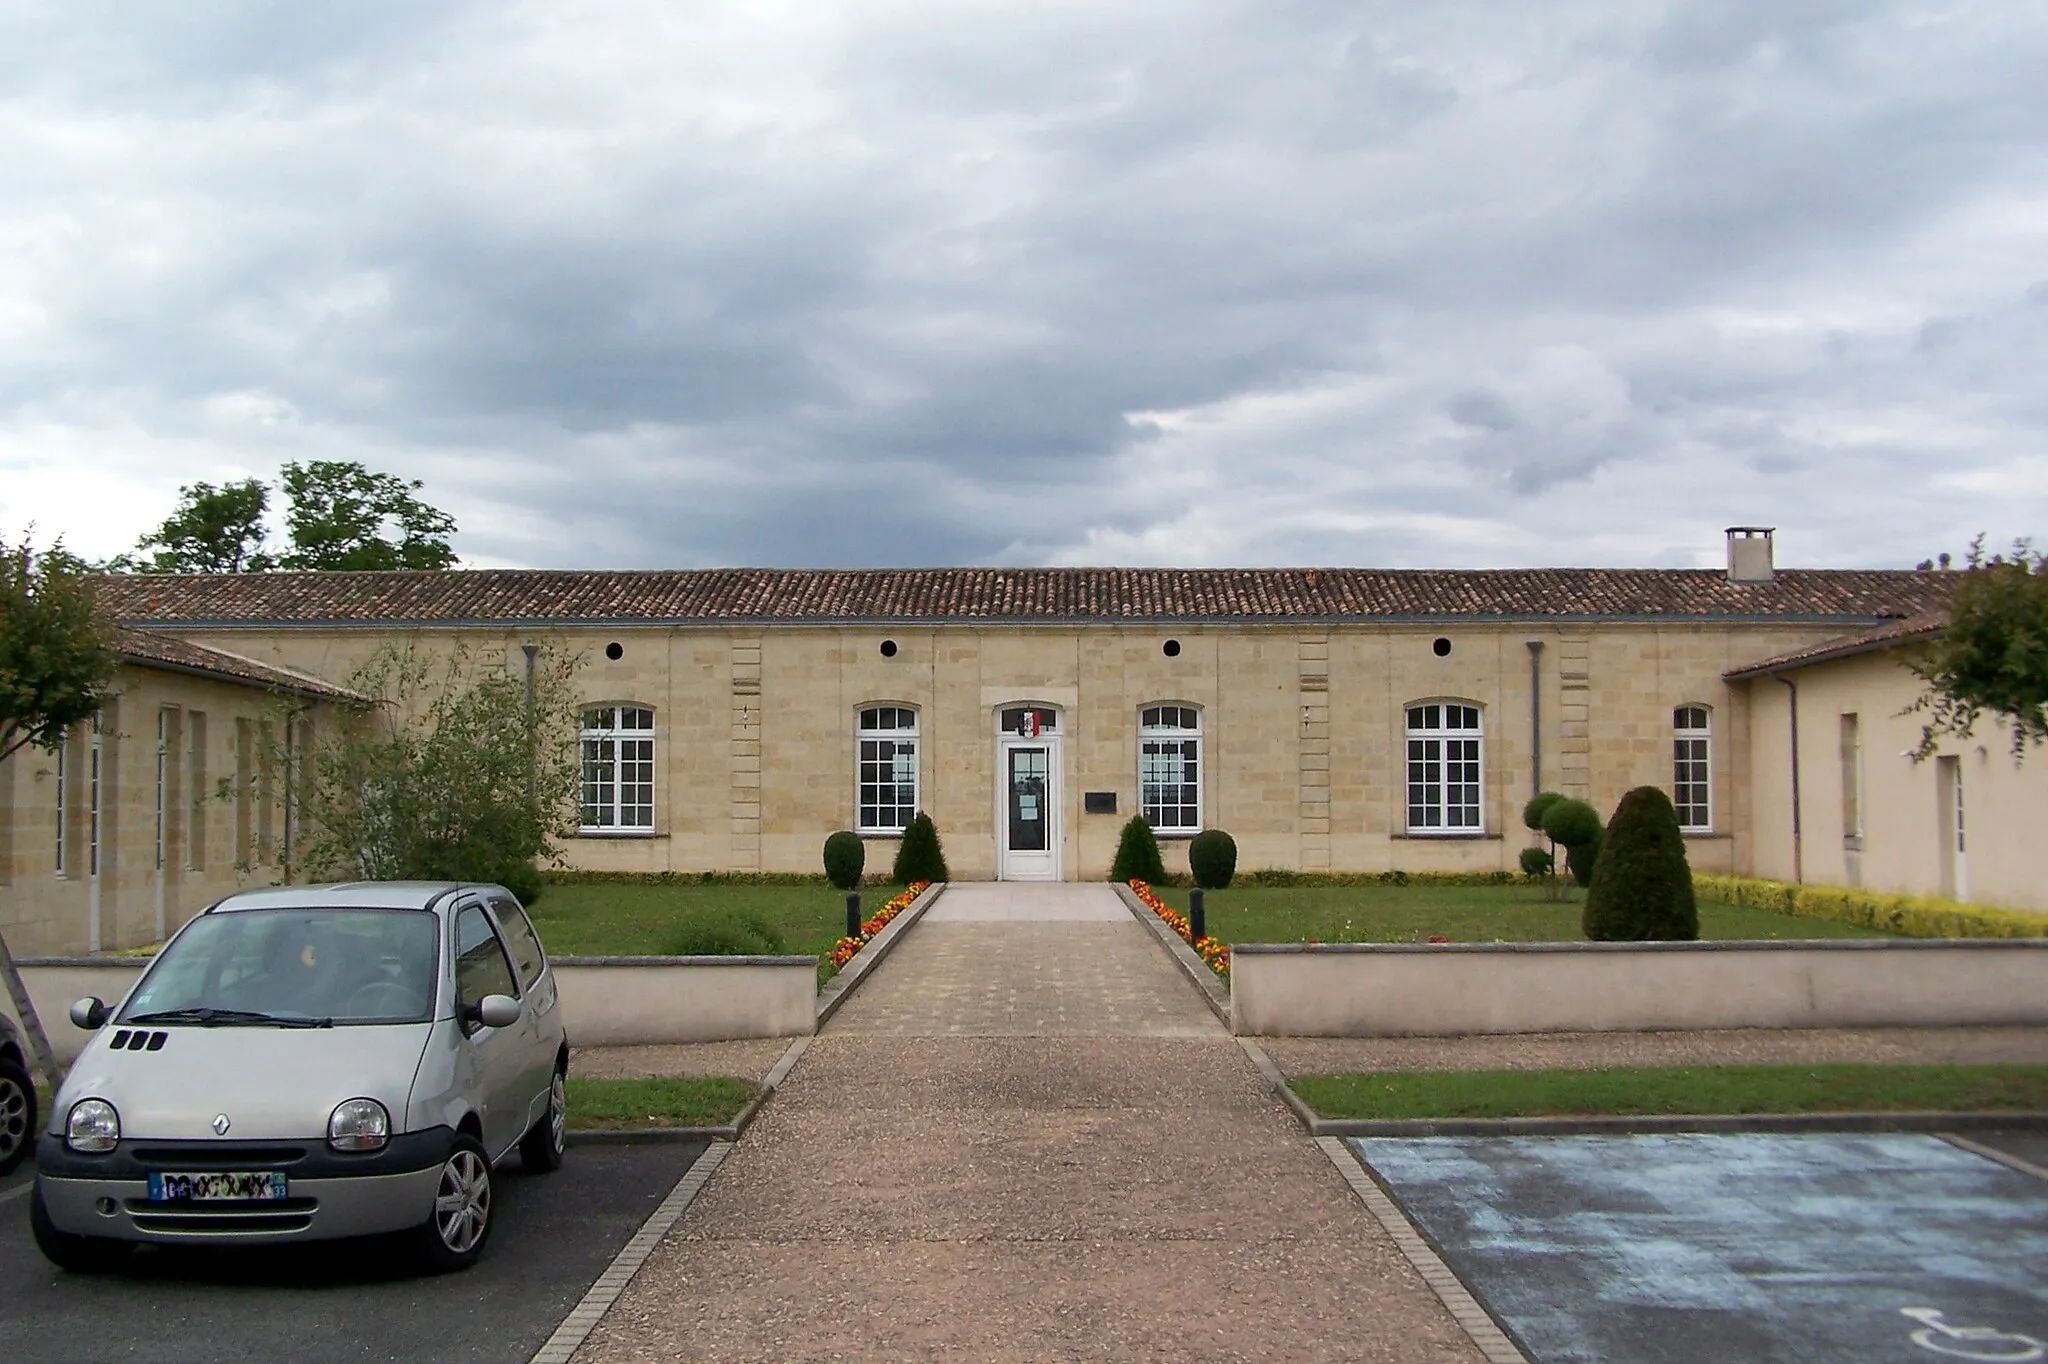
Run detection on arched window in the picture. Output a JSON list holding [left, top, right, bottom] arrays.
[[1139, 705, 1202, 833], [1405, 702, 1483, 833], [1673, 705, 1712, 832], [857, 705, 919, 833], [580, 705, 656, 831]]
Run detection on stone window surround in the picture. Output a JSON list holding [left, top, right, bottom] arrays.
[[1138, 702, 1202, 838], [856, 703, 920, 835]]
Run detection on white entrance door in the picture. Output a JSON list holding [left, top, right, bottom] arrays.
[[999, 729, 1064, 876]]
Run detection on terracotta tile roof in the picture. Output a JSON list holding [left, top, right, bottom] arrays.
[[116, 627, 364, 701], [1723, 611, 1949, 679], [95, 566, 1954, 628]]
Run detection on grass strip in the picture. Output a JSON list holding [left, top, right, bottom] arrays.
[[565, 1075, 760, 1130], [1290, 1064, 2048, 1120]]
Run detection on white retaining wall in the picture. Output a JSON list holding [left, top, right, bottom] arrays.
[[5, 956, 819, 1068], [1229, 939, 2048, 1037]]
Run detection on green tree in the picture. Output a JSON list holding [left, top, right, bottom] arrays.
[[890, 812, 949, 884], [1582, 786, 1698, 942], [279, 460, 458, 570], [0, 535, 120, 764], [1522, 790, 1565, 899], [1109, 815, 1167, 884], [1908, 538, 2048, 760], [0, 533, 121, 1084], [121, 479, 276, 573], [1541, 797, 1603, 889], [286, 643, 581, 897]]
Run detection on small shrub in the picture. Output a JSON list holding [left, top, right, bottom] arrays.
[[663, 911, 787, 956], [822, 830, 865, 891], [1542, 798, 1603, 888], [1189, 829, 1238, 889], [1518, 846, 1554, 878], [891, 812, 950, 884], [1522, 791, 1565, 832], [1583, 786, 1698, 941], [493, 860, 545, 907], [1110, 816, 1167, 884]]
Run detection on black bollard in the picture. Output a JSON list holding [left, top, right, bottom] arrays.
[[845, 892, 862, 939], [1189, 887, 1206, 942]]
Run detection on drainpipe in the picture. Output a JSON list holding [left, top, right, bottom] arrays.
[[522, 644, 539, 804], [1775, 673, 1802, 883], [1525, 641, 1545, 799]]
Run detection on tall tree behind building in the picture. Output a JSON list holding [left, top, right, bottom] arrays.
[[115, 461, 457, 573]]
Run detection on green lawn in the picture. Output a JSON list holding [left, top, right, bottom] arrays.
[[527, 882, 862, 958], [1291, 1064, 2048, 1120], [1147, 883, 1892, 943], [566, 1075, 759, 1130]]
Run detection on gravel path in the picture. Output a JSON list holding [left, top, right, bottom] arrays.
[[572, 885, 1483, 1363]]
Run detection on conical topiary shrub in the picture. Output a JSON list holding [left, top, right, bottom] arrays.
[[1189, 829, 1237, 890], [823, 830, 864, 891], [1109, 815, 1167, 884], [890, 812, 949, 884], [1583, 785, 1698, 941]]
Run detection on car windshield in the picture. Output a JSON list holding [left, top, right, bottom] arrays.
[[120, 908, 440, 1026]]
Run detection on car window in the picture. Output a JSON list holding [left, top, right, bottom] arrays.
[[453, 904, 519, 1010], [122, 908, 439, 1025], [492, 899, 547, 993]]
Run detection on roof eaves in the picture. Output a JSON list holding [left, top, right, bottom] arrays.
[[1723, 621, 1945, 680], [121, 611, 1921, 631]]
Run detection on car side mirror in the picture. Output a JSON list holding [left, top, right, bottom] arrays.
[[467, 994, 520, 1030], [70, 997, 109, 1030]]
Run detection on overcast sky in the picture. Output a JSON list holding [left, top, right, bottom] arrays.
[[2, 1, 2044, 572]]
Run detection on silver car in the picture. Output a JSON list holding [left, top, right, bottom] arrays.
[[0, 1007, 35, 1177], [32, 882, 568, 1273]]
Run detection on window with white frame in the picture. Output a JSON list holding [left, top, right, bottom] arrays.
[[857, 706, 919, 832], [1405, 703, 1483, 833], [53, 733, 67, 876], [1139, 705, 1202, 833], [580, 706, 655, 831], [89, 712, 103, 877], [1673, 705, 1712, 831]]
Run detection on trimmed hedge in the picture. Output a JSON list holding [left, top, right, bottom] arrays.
[[1189, 829, 1238, 889], [1582, 785, 1697, 942], [1239, 868, 1531, 887], [823, 831, 865, 890], [540, 869, 891, 887], [1110, 816, 1168, 885], [892, 812, 951, 884], [1696, 874, 2048, 940]]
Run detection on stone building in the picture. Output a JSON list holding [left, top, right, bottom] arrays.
[[5, 527, 2030, 956]]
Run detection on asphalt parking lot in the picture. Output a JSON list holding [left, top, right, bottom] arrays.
[[1354, 1130, 2048, 1364], [0, 1140, 708, 1364]]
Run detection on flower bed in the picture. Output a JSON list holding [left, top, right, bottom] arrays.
[[1129, 879, 1230, 978], [828, 881, 931, 969]]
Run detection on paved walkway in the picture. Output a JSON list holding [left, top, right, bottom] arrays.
[[574, 883, 1482, 1362]]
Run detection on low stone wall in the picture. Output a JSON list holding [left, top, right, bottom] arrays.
[[1229, 939, 2048, 1037], [7, 955, 819, 1068]]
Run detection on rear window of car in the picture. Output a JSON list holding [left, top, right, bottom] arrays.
[[492, 899, 548, 993]]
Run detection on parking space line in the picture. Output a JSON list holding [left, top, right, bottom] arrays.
[[1942, 1133, 2048, 1183], [527, 1139, 733, 1364], [1315, 1137, 1530, 1364]]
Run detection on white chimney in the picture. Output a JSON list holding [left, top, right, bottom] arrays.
[[1726, 526, 1775, 583]]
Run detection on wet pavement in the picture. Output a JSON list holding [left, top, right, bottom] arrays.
[[1352, 1130, 2048, 1364]]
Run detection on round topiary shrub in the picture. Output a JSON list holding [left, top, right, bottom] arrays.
[[1522, 791, 1565, 832], [1189, 829, 1237, 889], [823, 830, 865, 891], [891, 812, 950, 884], [1518, 846, 1554, 878], [1583, 785, 1698, 942], [1541, 797, 1604, 887], [1109, 815, 1167, 884]]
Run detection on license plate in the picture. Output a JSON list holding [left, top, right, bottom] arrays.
[[146, 1171, 289, 1202]]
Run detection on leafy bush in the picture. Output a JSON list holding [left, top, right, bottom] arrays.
[[1518, 846, 1554, 878], [1583, 786, 1698, 941], [1522, 791, 1564, 831], [662, 911, 786, 957], [492, 860, 544, 907], [1541, 798, 1603, 887], [1189, 829, 1238, 889], [1696, 874, 2048, 939], [822, 830, 865, 891], [891, 812, 950, 884], [1110, 815, 1167, 884]]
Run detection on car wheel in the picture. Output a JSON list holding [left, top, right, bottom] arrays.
[[30, 1184, 134, 1274], [518, 1066, 567, 1174], [411, 1134, 494, 1273], [0, 1056, 35, 1177]]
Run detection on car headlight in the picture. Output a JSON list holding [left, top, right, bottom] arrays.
[[328, 1098, 390, 1152], [66, 1099, 120, 1153]]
